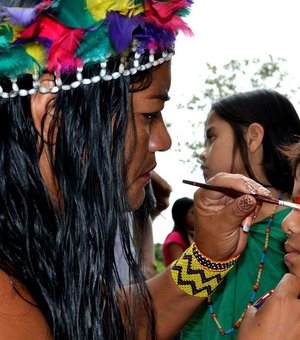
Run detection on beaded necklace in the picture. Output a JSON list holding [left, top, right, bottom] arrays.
[[207, 193, 283, 335]]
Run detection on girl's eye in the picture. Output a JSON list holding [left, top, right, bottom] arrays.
[[205, 134, 215, 145]]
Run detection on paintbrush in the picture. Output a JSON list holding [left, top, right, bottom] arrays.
[[182, 179, 300, 211]]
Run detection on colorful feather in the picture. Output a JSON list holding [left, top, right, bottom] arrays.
[[3, 7, 37, 27], [106, 11, 144, 52], [47, 28, 85, 73], [0, 0, 193, 78], [24, 42, 46, 69], [76, 24, 113, 63], [144, 0, 193, 36], [20, 15, 85, 73], [0, 45, 41, 78], [0, 24, 13, 49]]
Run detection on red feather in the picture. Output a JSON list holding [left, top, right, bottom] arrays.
[[47, 28, 84, 73], [20, 15, 85, 74], [145, 0, 193, 36]]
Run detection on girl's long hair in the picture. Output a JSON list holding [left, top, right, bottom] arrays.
[[0, 53, 157, 339], [211, 89, 300, 194]]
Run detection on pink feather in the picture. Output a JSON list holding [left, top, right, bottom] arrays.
[[47, 28, 84, 73], [20, 15, 85, 74], [145, 0, 193, 36]]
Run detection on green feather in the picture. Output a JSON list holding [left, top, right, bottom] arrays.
[[76, 25, 114, 63], [0, 25, 14, 50], [0, 46, 41, 78], [54, 0, 97, 29]]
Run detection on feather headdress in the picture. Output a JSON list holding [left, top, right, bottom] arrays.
[[0, 0, 193, 97]]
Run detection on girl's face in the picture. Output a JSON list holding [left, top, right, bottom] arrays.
[[199, 111, 244, 181], [281, 164, 300, 277], [125, 61, 172, 210]]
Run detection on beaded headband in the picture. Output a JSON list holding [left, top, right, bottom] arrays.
[[0, 0, 193, 98]]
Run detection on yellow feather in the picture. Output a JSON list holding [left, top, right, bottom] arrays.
[[24, 42, 46, 70], [86, 0, 144, 22]]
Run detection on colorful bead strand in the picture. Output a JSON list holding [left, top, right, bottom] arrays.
[[207, 193, 283, 335]]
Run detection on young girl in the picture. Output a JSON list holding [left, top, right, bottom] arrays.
[[182, 89, 300, 339], [162, 197, 194, 267]]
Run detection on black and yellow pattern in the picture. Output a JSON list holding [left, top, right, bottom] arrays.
[[170, 244, 237, 298]]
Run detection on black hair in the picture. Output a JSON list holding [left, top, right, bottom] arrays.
[[171, 197, 193, 246], [211, 89, 300, 194], [0, 52, 159, 339]]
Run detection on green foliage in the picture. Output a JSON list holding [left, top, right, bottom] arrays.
[[155, 243, 165, 273]]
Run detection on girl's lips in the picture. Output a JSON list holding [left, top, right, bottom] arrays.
[[284, 242, 297, 254], [284, 242, 300, 263]]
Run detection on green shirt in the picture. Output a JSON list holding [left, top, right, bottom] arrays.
[[181, 209, 289, 340]]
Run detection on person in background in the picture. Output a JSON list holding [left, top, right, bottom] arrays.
[[162, 197, 194, 267], [182, 89, 300, 339]]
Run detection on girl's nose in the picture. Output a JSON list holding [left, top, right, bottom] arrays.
[[281, 209, 300, 236]]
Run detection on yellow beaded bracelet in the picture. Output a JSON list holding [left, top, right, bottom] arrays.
[[170, 243, 239, 298]]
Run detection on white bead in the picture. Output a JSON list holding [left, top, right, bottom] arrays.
[[149, 54, 155, 63], [19, 89, 29, 96], [32, 73, 39, 81], [39, 86, 50, 94], [55, 77, 63, 86], [12, 82, 19, 92], [112, 72, 120, 79], [62, 84, 71, 90], [118, 64, 125, 74], [77, 67, 83, 72], [91, 76, 101, 83], [145, 62, 152, 69], [158, 57, 164, 64], [130, 68, 137, 75], [50, 86, 59, 93], [100, 62, 107, 68], [139, 65, 146, 71], [103, 75, 112, 81], [33, 81, 40, 89], [100, 69, 106, 77], [0, 86, 3, 94], [71, 81, 81, 88], [1, 92, 9, 98], [9, 92, 17, 98], [153, 60, 159, 67], [162, 51, 168, 58], [133, 60, 139, 68], [123, 70, 130, 76], [76, 72, 83, 81], [82, 78, 92, 85], [28, 88, 37, 95]]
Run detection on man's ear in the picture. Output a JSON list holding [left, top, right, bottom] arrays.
[[246, 123, 264, 154], [30, 74, 56, 142]]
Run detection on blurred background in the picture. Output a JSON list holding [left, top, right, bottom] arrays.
[[153, 0, 300, 251]]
